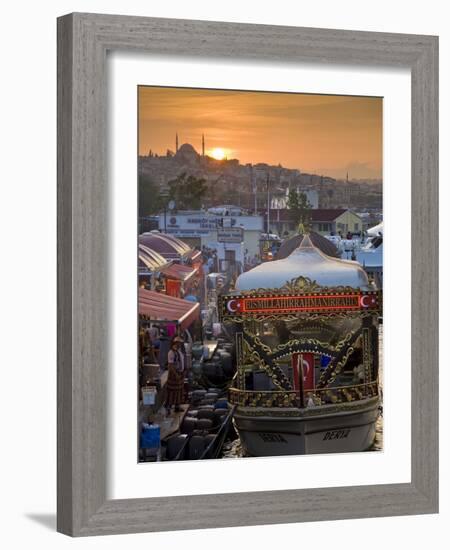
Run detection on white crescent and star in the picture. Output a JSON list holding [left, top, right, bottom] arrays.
[[226, 299, 244, 313], [360, 295, 376, 308], [294, 355, 312, 382], [302, 357, 311, 381]]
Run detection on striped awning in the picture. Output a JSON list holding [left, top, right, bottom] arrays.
[[186, 248, 202, 262], [139, 232, 192, 260], [161, 263, 196, 283], [138, 244, 169, 271], [138, 288, 200, 330]]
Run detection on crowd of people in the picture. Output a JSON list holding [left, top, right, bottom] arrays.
[[200, 245, 219, 275]]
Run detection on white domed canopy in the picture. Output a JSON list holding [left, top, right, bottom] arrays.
[[236, 234, 370, 291], [367, 221, 383, 237]]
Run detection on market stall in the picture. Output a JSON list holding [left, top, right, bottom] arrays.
[[138, 244, 170, 289], [160, 263, 197, 298], [139, 288, 200, 331], [139, 289, 201, 414]]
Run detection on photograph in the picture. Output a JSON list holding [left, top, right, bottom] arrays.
[[137, 86, 383, 461]]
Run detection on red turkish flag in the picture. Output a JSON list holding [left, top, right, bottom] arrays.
[[292, 353, 315, 391]]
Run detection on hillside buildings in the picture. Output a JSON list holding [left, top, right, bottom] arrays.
[[139, 137, 382, 212]]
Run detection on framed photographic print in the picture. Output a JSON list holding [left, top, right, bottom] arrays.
[[57, 13, 438, 536]]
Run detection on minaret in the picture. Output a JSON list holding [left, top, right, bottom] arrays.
[[176, 133, 179, 153], [202, 133, 205, 157], [346, 171, 349, 183]]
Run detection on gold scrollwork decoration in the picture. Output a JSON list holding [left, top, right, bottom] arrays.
[[272, 337, 335, 355], [243, 335, 292, 390], [251, 335, 272, 355], [222, 310, 370, 324], [334, 330, 360, 352], [318, 343, 357, 387], [241, 276, 358, 296]]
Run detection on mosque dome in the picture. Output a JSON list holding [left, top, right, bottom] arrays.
[[175, 143, 199, 163], [236, 234, 370, 291]]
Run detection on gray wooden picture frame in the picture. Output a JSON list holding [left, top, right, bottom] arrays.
[[57, 12, 438, 537]]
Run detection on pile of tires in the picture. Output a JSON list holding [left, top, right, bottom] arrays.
[[187, 434, 216, 459], [165, 434, 189, 460]]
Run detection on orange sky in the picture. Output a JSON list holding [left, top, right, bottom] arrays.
[[138, 86, 382, 180]]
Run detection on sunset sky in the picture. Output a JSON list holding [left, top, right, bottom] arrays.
[[138, 86, 382, 180]]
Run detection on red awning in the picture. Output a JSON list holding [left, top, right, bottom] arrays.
[[138, 288, 200, 330], [161, 263, 196, 283]]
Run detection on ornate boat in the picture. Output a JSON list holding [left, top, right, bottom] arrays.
[[218, 235, 382, 456]]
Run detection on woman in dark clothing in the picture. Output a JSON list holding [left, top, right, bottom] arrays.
[[165, 336, 185, 414]]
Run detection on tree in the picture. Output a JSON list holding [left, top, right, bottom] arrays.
[[139, 173, 164, 216], [287, 189, 312, 232], [167, 173, 208, 210]]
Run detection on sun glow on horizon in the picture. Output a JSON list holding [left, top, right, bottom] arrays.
[[210, 147, 227, 160]]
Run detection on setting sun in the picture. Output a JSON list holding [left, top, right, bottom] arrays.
[[210, 147, 226, 160]]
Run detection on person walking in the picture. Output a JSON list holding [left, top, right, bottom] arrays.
[[165, 336, 185, 414]]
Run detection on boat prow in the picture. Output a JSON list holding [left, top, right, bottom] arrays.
[[233, 397, 379, 456]]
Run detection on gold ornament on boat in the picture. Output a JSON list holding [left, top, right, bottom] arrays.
[[242, 276, 358, 296]]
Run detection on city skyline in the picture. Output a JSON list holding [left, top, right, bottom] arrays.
[[138, 86, 382, 180]]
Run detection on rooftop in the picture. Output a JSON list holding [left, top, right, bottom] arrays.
[[263, 208, 350, 222]]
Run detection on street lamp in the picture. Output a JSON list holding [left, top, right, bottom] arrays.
[[161, 195, 175, 233]]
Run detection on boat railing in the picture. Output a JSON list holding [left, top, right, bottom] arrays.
[[199, 406, 236, 459], [229, 381, 378, 408]]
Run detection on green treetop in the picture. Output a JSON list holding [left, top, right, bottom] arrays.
[[167, 173, 208, 210], [287, 189, 312, 232]]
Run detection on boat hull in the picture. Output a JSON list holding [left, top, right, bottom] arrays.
[[233, 397, 379, 456]]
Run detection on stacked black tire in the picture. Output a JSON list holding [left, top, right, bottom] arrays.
[[173, 389, 235, 459]]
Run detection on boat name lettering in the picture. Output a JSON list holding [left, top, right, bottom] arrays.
[[258, 432, 288, 443], [323, 429, 351, 441], [248, 295, 357, 310]]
